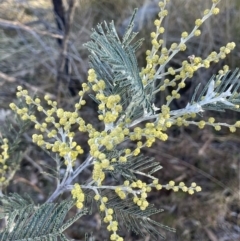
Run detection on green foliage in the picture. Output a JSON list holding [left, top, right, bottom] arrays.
[[192, 68, 240, 112], [109, 154, 162, 181], [0, 193, 87, 241], [0, 111, 32, 190], [84, 9, 154, 122], [105, 194, 175, 239]]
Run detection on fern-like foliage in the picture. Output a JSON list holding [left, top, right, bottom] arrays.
[[109, 154, 162, 181], [83, 185, 171, 240], [0, 193, 34, 219], [0, 193, 87, 241], [190, 68, 240, 112], [105, 194, 175, 240], [0, 101, 34, 189], [84, 9, 154, 122]]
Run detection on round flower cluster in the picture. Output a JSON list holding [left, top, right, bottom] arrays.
[[130, 180, 151, 210], [130, 123, 168, 147], [115, 186, 128, 200], [71, 183, 85, 209], [167, 181, 201, 195], [91, 148, 131, 185], [9, 86, 86, 166], [140, 1, 172, 85], [87, 126, 130, 185], [160, 43, 235, 100], [92, 161, 106, 186], [152, 179, 202, 195], [204, 43, 236, 63], [94, 194, 123, 241], [205, 117, 240, 132], [89, 126, 127, 153], [169, 112, 240, 132], [87, 68, 97, 83], [141, 0, 234, 104], [87, 68, 123, 126], [96, 94, 122, 124], [0, 138, 9, 183]]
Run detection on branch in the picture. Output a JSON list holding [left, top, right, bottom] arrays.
[[46, 155, 93, 203], [55, 0, 77, 91], [0, 18, 63, 39], [0, 71, 56, 98], [0, 71, 15, 83]]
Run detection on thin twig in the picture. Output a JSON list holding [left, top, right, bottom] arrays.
[[0, 71, 56, 98], [46, 155, 92, 203], [0, 71, 15, 83], [0, 18, 63, 39]]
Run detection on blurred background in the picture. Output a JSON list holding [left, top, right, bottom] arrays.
[[0, 0, 239, 240]]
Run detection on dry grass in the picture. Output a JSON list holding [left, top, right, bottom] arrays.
[[0, 0, 240, 240]]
